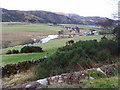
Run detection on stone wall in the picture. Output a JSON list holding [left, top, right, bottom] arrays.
[[2, 58, 46, 77]]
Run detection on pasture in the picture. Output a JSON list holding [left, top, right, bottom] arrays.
[[2, 22, 108, 66], [2, 35, 104, 66], [2, 22, 63, 47], [2, 22, 62, 33]]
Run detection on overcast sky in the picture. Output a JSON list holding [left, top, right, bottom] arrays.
[[0, 0, 119, 19]]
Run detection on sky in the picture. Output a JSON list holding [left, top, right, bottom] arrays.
[[0, 0, 119, 19]]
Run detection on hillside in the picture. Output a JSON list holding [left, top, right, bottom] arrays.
[[55, 12, 108, 25], [2, 8, 77, 24], [2, 8, 110, 25]]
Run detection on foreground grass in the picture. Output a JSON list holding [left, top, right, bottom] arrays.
[[46, 76, 118, 88], [2, 35, 104, 66], [2, 66, 36, 88], [82, 76, 118, 88]]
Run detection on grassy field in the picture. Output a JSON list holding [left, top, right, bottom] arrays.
[[2, 22, 111, 66], [2, 23, 62, 33], [1, 35, 104, 66], [2, 22, 63, 47]]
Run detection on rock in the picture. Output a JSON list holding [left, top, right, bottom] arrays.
[[44, 56, 47, 59], [82, 74, 84, 76], [58, 79, 63, 83], [89, 77, 94, 80], [96, 68, 106, 75], [25, 84, 35, 88], [85, 76, 88, 80], [37, 78, 48, 86], [36, 86, 42, 89]]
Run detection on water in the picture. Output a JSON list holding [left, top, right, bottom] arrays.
[[7, 33, 99, 48], [7, 35, 59, 48], [38, 35, 58, 43]]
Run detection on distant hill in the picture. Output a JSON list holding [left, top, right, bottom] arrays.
[[2, 8, 78, 24], [2, 8, 113, 25], [55, 12, 107, 25]]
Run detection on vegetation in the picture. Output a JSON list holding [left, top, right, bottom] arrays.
[[1, 35, 104, 66], [83, 69, 107, 79], [20, 46, 43, 53], [6, 46, 43, 54], [2, 23, 62, 33], [2, 8, 77, 24], [82, 76, 118, 88], [6, 49, 19, 54], [36, 37, 118, 80]]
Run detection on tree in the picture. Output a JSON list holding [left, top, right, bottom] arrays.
[[113, 26, 120, 43], [97, 18, 114, 30], [75, 26, 80, 33]]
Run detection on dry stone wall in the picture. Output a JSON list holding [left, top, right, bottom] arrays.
[[2, 58, 46, 77]]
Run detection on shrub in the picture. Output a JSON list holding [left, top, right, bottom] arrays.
[[101, 35, 107, 41], [66, 40, 74, 45], [6, 50, 12, 54], [98, 50, 111, 61], [6, 49, 19, 54], [88, 48, 96, 55], [12, 49, 19, 54], [36, 39, 118, 80], [20, 46, 43, 53], [35, 67, 48, 80]]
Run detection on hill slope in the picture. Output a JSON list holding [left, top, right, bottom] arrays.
[[2, 8, 111, 25], [2, 8, 77, 24], [55, 12, 107, 25]]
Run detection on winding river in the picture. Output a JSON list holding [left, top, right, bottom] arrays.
[[7, 35, 59, 48]]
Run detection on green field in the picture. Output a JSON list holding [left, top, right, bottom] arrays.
[[1, 35, 104, 66], [1, 22, 110, 66], [2, 23, 62, 33]]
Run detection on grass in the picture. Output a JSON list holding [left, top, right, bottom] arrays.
[[1, 35, 104, 66], [46, 76, 118, 88], [2, 66, 36, 88], [2, 48, 56, 66], [2, 22, 63, 47], [82, 76, 118, 88], [2, 23, 62, 33]]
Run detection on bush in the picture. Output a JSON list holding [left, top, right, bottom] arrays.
[[20, 46, 43, 53], [98, 50, 111, 61], [6, 49, 19, 54], [36, 39, 118, 80], [6, 50, 12, 54], [66, 40, 74, 45], [12, 49, 19, 54], [35, 67, 48, 80]]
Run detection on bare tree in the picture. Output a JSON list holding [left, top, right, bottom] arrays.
[[97, 18, 114, 30]]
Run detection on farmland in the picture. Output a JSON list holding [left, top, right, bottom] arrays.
[[1, 22, 118, 89], [1, 22, 113, 66], [2, 35, 104, 66], [2, 22, 62, 33], [2, 23, 63, 47]]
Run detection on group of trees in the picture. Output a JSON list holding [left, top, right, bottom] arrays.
[[6, 46, 43, 54]]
